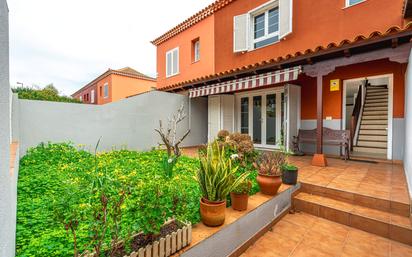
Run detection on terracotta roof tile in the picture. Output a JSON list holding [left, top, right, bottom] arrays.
[[72, 67, 156, 96], [159, 23, 412, 91], [151, 0, 237, 46]]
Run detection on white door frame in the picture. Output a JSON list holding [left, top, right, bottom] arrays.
[[342, 74, 394, 160], [235, 87, 284, 149]]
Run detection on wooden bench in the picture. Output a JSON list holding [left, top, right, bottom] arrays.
[[293, 128, 351, 160]]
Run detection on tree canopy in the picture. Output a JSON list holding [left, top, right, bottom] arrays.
[[12, 84, 81, 103]]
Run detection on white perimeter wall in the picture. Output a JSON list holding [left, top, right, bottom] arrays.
[[405, 51, 412, 201], [0, 0, 16, 256], [16, 91, 208, 155]]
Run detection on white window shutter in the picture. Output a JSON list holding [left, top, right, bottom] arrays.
[[221, 95, 235, 133], [279, 0, 293, 39], [166, 52, 171, 77], [233, 14, 249, 53], [173, 49, 179, 74]]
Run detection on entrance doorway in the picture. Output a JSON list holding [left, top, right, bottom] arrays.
[[342, 74, 393, 160], [236, 89, 285, 149]]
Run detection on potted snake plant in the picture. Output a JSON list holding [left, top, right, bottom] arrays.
[[230, 178, 252, 211], [196, 141, 248, 227], [254, 151, 286, 196]]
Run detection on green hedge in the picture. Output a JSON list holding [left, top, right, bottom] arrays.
[[16, 143, 201, 256], [12, 85, 81, 103]]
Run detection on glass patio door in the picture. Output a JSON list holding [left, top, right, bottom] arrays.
[[237, 89, 284, 148]]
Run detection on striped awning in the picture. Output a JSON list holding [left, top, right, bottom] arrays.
[[189, 66, 302, 98]]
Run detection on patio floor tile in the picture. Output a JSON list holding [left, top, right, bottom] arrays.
[[241, 213, 410, 257]]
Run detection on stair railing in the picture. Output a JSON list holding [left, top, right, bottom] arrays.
[[350, 83, 366, 149]]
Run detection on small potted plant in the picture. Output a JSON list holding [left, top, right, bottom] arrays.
[[196, 142, 248, 227], [282, 163, 299, 185], [254, 151, 286, 196], [230, 179, 252, 211]]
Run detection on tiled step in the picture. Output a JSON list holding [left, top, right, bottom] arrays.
[[363, 110, 388, 116], [366, 98, 387, 103], [366, 95, 388, 101], [360, 124, 387, 130], [361, 119, 388, 125], [367, 91, 388, 96], [299, 183, 410, 217], [364, 106, 388, 111], [294, 192, 412, 245], [353, 146, 387, 154], [362, 112, 388, 120], [359, 129, 387, 136], [364, 102, 388, 108], [365, 99, 388, 104], [358, 135, 387, 141], [367, 87, 387, 92], [357, 140, 387, 148]]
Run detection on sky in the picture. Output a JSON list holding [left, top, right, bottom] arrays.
[[8, 0, 215, 96]]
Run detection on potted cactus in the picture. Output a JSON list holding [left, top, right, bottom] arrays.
[[230, 179, 252, 211], [196, 142, 248, 227], [254, 151, 286, 196]]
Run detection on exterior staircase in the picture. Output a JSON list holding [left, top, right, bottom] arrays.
[[293, 183, 412, 246], [353, 85, 388, 157]]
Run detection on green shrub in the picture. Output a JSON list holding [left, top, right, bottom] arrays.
[[12, 84, 81, 103]]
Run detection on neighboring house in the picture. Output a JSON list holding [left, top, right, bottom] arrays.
[[72, 67, 156, 105], [152, 0, 412, 164]]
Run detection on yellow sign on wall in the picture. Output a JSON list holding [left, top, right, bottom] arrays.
[[330, 79, 340, 92]]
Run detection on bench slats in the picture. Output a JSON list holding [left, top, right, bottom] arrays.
[[294, 128, 350, 160]]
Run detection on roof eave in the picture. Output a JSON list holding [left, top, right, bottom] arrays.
[[160, 28, 412, 92]]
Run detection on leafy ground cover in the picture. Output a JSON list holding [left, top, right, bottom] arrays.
[[16, 143, 202, 256]]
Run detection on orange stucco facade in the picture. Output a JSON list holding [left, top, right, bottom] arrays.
[[213, 0, 405, 73], [111, 75, 155, 102], [72, 71, 156, 105], [156, 15, 215, 89], [155, 0, 407, 89]]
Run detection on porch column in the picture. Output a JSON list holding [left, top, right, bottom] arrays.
[[316, 75, 323, 154], [311, 74, 328, 167]]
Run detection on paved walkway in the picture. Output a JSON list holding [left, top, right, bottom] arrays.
[[241, 212, 412, 257]]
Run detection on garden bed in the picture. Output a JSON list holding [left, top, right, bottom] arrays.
[[16, 143, 260, 256], [97, 219, 192, 257], [16, 143, 202, 257]]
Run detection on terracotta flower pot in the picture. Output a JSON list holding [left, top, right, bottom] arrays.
[[230, 192, 249, 211], [257, 174, 282, 195], [200, 198, 226, 227]]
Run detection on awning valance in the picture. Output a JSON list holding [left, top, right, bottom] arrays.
[[189, 66, 302, 98]]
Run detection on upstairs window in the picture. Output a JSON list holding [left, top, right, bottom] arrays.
[[346, 0, 365, 7], [91, 89, 95, 103], [253, 7, 279, 49], [103, 83, 109, 98], [234, 0, 293, 52], [192, 39, 200, 63], [166, 47, 179, 77]]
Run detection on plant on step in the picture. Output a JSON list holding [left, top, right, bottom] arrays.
[[231, 178, 252, 195], [196, 141, 249, 202], [253, 151, 286, 176], [212, 130, 258, 167], [155, 104, 191, 178], [254, 151, 286, 196]]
